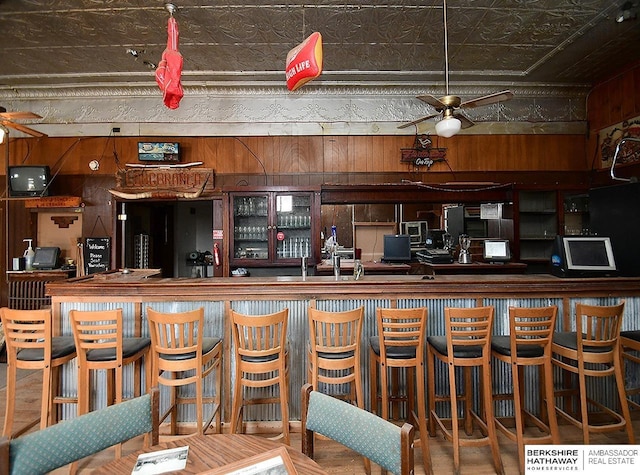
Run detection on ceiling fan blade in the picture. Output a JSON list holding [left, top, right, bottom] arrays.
[[1, 120, 47, 137], [417, 94, 447, 110], [0, 111, 42, 120], [453, 111, 475, 129], [460, 90, 513, 109], [397, 113, 440, 129]]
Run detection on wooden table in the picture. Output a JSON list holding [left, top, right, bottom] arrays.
[[92, 434, 327, 474]]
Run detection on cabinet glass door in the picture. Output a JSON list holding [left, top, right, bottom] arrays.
[[233, 195, 269, 260], [275, 193, 312, 261]]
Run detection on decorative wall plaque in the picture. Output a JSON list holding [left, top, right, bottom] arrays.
[[110, 168, 215, 199], [400, 134, 446, 169]]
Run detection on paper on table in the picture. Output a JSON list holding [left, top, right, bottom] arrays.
[[131, 446, 189, 475]]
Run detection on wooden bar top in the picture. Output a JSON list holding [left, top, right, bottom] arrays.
[[315, 259, 411, 275], [46, 271, 640, 300], [419, 261, 528, 275]]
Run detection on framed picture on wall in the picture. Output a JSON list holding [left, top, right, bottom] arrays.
[[138, 142, 180, 162]]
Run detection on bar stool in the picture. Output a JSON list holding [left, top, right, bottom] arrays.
[[369, 307, 432, 475], [307, 306, 364, 408], [147, 307, 223, 435], [552, 301, 635, 444], [230, 308, 289, 444], [69, 309, 151, 416], [621, 329, 640, 411], [427, 306, 504, 475], [0, 308, 76, 438], [491, 305, 559, 474]]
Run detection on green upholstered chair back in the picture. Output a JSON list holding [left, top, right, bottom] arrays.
[[0, 388, 159, 475], [301, 384, 414, 475]]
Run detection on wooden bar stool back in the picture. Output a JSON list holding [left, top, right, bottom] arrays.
[[369, 307, 432, 475], [551, 301, 635, 444], [491, 305, 559, 474], [147, 307, 223, 435], [427, 306, 504, 475], [621, 330, 640, 411], [0, 307, 76, 438], [230, 308, 290, 444], [308, 306, 365, 408]]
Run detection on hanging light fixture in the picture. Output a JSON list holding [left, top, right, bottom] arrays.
[[0, 125, 6, 144], [435, 109, 461, 138], [435, 0, 461, 138]]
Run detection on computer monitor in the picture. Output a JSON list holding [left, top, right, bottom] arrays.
[[551, 236, 617, 277], [382, 234, 412, 262], [32, 247, 61, 270], [402, 221, 428, 247], [483, 239, 511, 263]]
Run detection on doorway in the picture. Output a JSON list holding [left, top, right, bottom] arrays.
[[119, 200, 213, 277]]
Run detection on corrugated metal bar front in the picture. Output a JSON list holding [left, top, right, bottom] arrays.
[[55, 294, 640, 426]]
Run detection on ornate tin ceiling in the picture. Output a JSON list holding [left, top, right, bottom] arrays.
[[0, 0, 638, 136]]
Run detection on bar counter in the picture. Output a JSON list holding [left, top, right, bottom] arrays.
[[47, 271, 640, 429]]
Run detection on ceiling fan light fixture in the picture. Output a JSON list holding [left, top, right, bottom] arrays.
[[0, 125, 7, 144], [435, 116, 461, 138]]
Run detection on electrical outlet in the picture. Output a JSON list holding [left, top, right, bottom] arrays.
[[112, 127, 121, 133]]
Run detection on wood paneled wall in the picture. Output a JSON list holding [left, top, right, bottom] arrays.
[[3, 133, 588, 180]]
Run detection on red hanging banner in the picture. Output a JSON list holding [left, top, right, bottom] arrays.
[[155, 16, 184, 109]]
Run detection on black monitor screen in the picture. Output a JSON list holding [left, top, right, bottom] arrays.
[[32, 247, 60, 269], [564, 237, 616, 271], [383, 234, 412, 262]]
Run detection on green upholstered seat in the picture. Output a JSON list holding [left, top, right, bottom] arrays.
[[0, 388, 159, 475], [301, 384, 414, 475]]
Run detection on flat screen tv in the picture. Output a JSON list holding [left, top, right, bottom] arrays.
[[32, 246, 60, 270], [483, 239, 511, 263], [551, 236, 617, 277], [382, 234, 412, 262], [8, 165, 51, 197]]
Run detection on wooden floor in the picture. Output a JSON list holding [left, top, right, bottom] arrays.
[[1, 367, 638, 474]]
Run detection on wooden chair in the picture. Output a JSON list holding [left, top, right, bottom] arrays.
[[0, 307, 76, 438], [230, 308, 290, 444], [301, 383, 415, 475], [307, 306, 364, 408], [491, 305, 559, 474], [369, 307, 432, 475], [427, 306, 504, 475], [552, 301, 635, 444], [69, 308, 151, 462], [621, 329, 640, 411], [147, 307, 223, 435], [0, 387, 159, 475]]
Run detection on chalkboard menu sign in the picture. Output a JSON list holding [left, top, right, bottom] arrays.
[[84, 238, 111, 274]]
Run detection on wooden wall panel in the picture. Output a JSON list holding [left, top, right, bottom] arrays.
[[588, 60, 640, 133]]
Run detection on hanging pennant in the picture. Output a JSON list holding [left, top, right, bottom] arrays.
[[285, 32, 323, 91], [155, 16, 184, 109]]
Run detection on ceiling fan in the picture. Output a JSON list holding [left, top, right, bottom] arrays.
[[399, 0, 513, 137], [0, 106, 47, 140]]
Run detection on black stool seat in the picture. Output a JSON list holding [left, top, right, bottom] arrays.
[[491, 335, 544, 358], [427, 335, 483, 358], [369, 336, 417, 359], [17, 336, 76, 361]]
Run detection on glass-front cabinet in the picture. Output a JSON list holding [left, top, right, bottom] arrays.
[[230, 190, 317, 267]]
